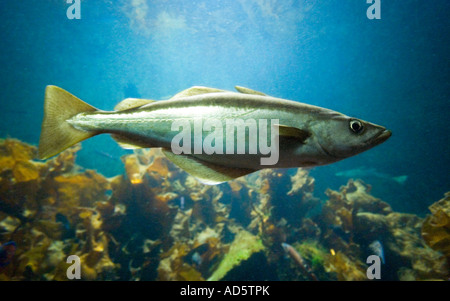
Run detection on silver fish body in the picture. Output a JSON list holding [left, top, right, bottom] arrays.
[[38, 85, 391, 184], [336, 167, 407, 185]]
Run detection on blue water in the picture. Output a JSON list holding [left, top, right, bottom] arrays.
[[0, 0, 449, 215]]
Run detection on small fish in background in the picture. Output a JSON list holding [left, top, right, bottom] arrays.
[[369, 240, 385, 264], [184, 244, 209, 269], [94, 150, 118, 161], [55, 213, 76, 239], [180, 196, 185, 210], [281, 242, 319, 281], [0, 241, 17, 267], [191, 252, 203, 268], [335, 167, 408, 185]]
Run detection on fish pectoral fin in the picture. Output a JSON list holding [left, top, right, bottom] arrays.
[[111, 134, 155, 149], [170, 86, 226, 99], [234, 86, 266, 96], [162, 149, 255, 185], [275, 124, 311, 144], [114, 98, 155, 111]]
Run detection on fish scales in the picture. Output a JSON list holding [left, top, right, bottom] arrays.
[[38, 85, 391, 184]]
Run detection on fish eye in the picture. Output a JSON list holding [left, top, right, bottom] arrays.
[[349, 119, 364, 134]]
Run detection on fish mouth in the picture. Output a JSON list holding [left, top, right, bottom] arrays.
[[368, 129, 392, 146]]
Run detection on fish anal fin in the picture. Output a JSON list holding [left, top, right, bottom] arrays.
[[111, 134, 154, 149], [234, 86, 266, 96], [170, 86, 226, 99], [162, 149, 254, 185], [275, 124, 311, 144], [114, 98, 155, 111]]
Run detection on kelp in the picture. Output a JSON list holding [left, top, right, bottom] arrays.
[[318, 180, 448, 280], [422, 192, 450, 258], [0, 138, 448, 281], [324, 250, 367, 281], [207, 230, 264, 281]]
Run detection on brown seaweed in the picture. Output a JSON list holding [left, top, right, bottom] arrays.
[[0, 138, 448, 281]]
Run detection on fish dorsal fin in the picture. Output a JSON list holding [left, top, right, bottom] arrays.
[[171, 86, 226, 99], [111, 134, 155, 149], [274, 124, 311, 144], [234, 86, 266, 96], [114, 98, 155, 111], [162, 149, 255, 185]]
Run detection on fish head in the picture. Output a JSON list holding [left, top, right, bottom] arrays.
[[281, 243, 290, 253], [192, 252, 202, 265], [315, 115, 391, 161]]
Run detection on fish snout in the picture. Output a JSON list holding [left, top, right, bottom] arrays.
[[373, 129, 392, 145]]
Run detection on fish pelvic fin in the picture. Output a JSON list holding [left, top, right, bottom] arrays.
[[38, 85, 99, 160], [162, 149, 255, 185]]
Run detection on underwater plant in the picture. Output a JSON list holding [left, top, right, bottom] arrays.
[[0, 138, 447, 281]]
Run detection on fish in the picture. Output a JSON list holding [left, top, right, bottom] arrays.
[[38, 85, 391, 184], [191, 252, 202, 267], [180, 196, 185, 210], [368, 240, 385, 264], [0, 241, 17, 267], [281, 242, 318, 281], [55, 213, 76, 239], [335, 167, 407, 185], [185, 244, 208, 268], [94, 149, 119, 161]]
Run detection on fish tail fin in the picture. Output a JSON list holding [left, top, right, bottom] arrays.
[[38, 85, 98, 160], [393, 175, 408, 185]]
